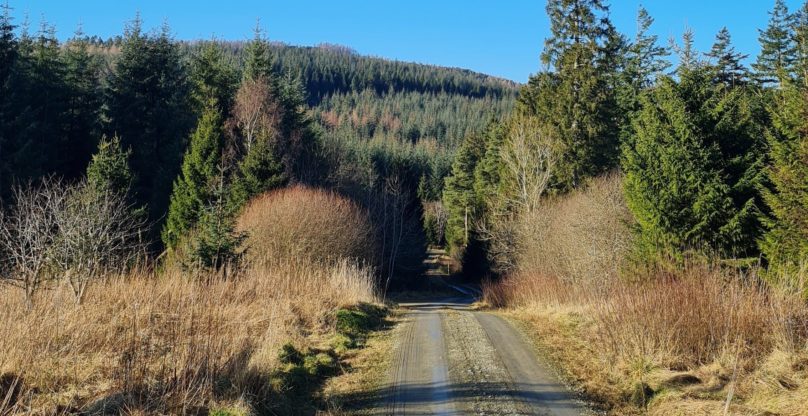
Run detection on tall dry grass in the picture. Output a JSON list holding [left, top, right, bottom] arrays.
[[483, 173, 808, 414], [0, 186, 380, 414]]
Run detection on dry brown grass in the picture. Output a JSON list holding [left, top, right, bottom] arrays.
[[0, 186, 381, 414], [484, 174, 808, 415], [238, 186, 378, 268]]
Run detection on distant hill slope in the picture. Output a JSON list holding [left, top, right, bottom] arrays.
[[213, 41, 518, 147]]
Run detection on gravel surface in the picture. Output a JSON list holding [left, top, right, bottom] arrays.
[[374, 295, 590, 415]]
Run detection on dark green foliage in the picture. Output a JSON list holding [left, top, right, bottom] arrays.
[[62, 29, 102, 179], [520, 0, 620, 190], [163, 106, 226, 249], [761, 81, 808, 278], [86, 135, 134, 195], [622, 69, 765, 258], [754, 0, 796, 85], [187, 176, 245, 272], [189, 41, 237, 115], [106, 18, 193, 229], [229, 135, 287, 211], [443, 133, 486, 251], [0, 4, 18, 195], [705, 28, 748, 86]]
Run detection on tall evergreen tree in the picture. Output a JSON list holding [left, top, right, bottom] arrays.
[[106, 17, 192, 229], [705, 27, 749, 86], [11, 22, 68, 180], [162, 106, 226, 249], [442, 132, 486, 251], [623, 76, 733, 256], [0, 2, 16, 195], [623, 68, 765, 258], [243, 24, 274, 82], [673, 27, 700, 74], [189, 40, 237, 115], [524, 0, 619, 190], [62, 27, 102, 178], [794, 1, 808, 81], [761, 81, 808, 278], [754, 0, 797, 85]]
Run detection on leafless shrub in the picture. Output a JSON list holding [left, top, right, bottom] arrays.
[[0, 179, 65, 309], [51, 181, 146, 303], [516, 172, 632, 283], [237, 185, 378, 268]]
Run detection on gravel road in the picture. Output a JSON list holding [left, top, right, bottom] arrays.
[[379, 294, 590, 415]]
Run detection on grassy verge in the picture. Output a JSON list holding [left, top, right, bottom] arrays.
[[488, 278, 808, 416], [319, 309, 402, 415]]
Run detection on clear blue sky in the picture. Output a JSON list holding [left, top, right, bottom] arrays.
[[8, 0, 802, 83]]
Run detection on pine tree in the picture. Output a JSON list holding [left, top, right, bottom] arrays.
[[527, 0, 619, 190], [442, 132, 485, 251], [754, 0, 797, 85], [190, 40, 237, 115], [623, 76, 733, 256], [106, 17, 192, 228], [761, 81, 808, 278], [87, 135, 134, 195], [62, 27, 102, 179], [162, 106, 226, 249], [705, 27, 749, 86]]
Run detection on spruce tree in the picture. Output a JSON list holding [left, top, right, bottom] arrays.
[[62, 27, 102, 179], [228, 133, 286, 210], [625, 6, 670, 90], [795, 1, 808, 81], [761, 81, 808, 277], [106, 17, 192, 228], [529, 0, 619, 190], [162, 106, 226, 249], [0, 2, 16, 196], [442, 132, 485, 251], [243, 24, 274, 82], [623, 76, 733, 256], [705, 28, 749, 86], [12, 22, 68, 181], [754, 0, 797, 85], [673, 27, 701, 75], [87, 135, 134, 195], [190, 40, 237, 115]]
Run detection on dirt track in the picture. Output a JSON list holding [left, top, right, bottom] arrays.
[[379, 294, 590, 415]]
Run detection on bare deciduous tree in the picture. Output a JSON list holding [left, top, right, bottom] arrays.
[[499, 115, 559, 214], [0, 179, 65, 309], [232, 76, 282, 153], [51, 181, 145, 304], [475, 115, 561, 274]]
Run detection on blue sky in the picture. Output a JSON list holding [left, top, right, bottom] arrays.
[[8, 0, 802, 83]]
